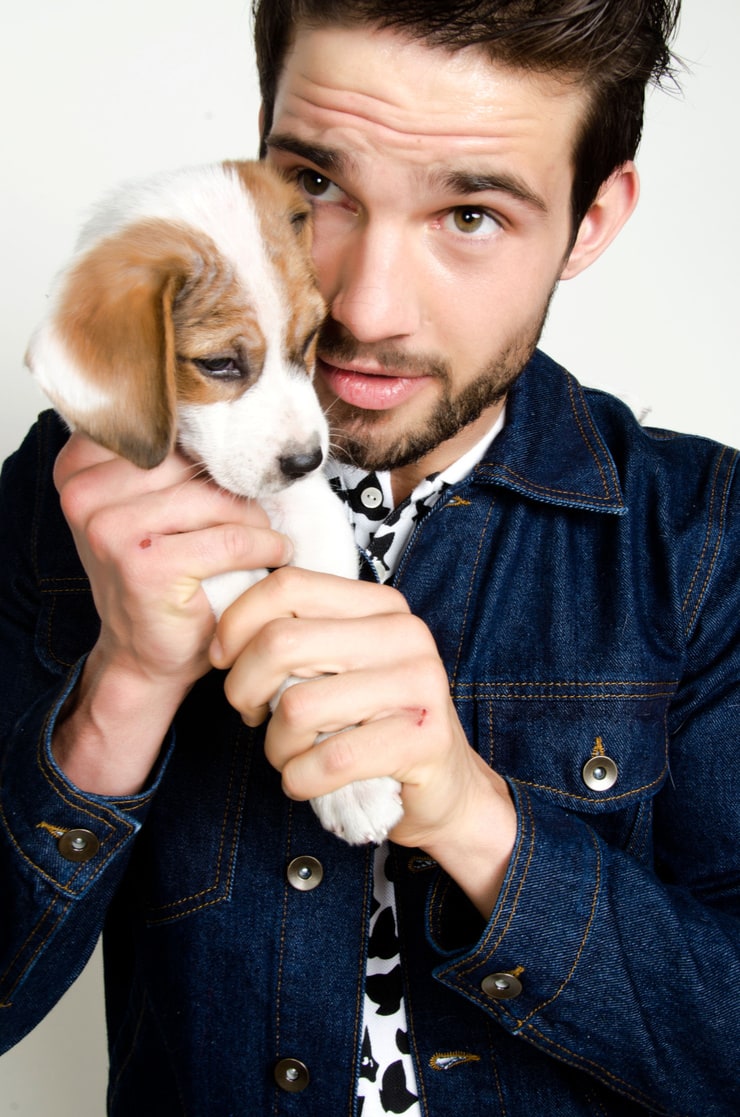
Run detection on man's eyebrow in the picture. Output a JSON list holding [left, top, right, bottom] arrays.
[[265, 133, 354, 176], [266, 133, 548, 213], [435, 169, 549, 214]]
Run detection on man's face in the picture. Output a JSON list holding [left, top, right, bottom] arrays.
[[266, 26, 588, 477]]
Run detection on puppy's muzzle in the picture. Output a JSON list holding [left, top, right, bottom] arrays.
[[279, 441, 324, 481]]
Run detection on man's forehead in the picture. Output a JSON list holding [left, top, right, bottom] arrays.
[[273, 24, 588, 155], [270, 24, 587, 202]]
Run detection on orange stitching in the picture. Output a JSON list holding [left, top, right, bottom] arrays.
[[681, 448, 727, 613], [522, 1022, 685, 1115], [566, 375, 621, 503], [684, 449, 736, 635], [0, 898, 70, 1001], [145, 726, 251, 922], [450, 497, 498, 684], [36, 821, 67, 839], [516, 829, 601, 1026]]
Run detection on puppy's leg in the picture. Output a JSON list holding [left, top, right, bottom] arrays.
[[267, 477, 405, 844]]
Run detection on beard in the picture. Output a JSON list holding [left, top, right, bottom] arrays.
[[316, 289, 554, 473]]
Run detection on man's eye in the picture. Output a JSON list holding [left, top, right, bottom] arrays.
[[193, 356, 244, 381], [449, 207, 499, 236], [296, 169, 341, 201]]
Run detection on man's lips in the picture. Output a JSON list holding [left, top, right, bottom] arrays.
[[317, 357, 432, 411]]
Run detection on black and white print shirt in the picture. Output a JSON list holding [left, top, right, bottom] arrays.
[[326, 414, 504, 1115]]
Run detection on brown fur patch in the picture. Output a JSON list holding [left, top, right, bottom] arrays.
[[228, 162, 326, 365], [57, 218, 239, 466]]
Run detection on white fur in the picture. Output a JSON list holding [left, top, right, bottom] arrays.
[[27, 161, 404, 846], [28, 321, 114, 421]]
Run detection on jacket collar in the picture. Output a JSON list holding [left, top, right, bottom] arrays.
[[473, 350, 627, 515]]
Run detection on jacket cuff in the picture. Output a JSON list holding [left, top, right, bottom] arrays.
[[0, 658, 173, 899], [427, 780, 601, 1031]]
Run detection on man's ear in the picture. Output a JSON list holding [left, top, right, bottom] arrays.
[[560, 162, 640, 280]]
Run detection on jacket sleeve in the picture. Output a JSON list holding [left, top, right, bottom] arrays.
[[0, 414, 171, 1053], [427, 445, 740, 1117]]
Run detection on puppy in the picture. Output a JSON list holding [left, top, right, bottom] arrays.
[[26, 160, 403, 845]]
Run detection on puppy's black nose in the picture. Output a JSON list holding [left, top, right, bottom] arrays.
[[279, 444, 324, 480]]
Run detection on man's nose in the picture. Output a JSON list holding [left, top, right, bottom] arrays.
[[327, 223, 422, 343]]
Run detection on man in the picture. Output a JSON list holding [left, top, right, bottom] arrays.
[[1, 1, 738, 1113]]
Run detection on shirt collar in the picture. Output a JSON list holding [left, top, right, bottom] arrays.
[[472, 350, 627, 515]]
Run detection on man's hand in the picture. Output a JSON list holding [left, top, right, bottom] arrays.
[[51, 433, 294, 796], [211, 566, 517, 917]]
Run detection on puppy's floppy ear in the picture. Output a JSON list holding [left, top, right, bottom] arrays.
[[26, 219, 194, 469]]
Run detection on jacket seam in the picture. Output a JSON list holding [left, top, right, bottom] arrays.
[[681, 447, 737, 637], [514, 827, 601, 1026], [449, 496, 498, 685], [144, 725, 251, 923], [521, 1022, 687, 1117], [0, 895, 71, 1002], [566, 374, 622, 503]]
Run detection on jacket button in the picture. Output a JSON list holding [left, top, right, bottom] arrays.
[[582, 755, 619, 791], [481, 972, 523, 1000], [286, 856, 324, 891], [58, 829, 100, 863], [274, 1057, 310, 1092]]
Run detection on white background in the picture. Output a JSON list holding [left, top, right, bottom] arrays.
[[0, 1, 738, 1112]]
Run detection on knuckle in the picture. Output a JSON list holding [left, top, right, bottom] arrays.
[[266, 564, 302, 594], [56, 470, 92, 528], [384, 584, 412, 613], [277, 678, 313, 729], [220, 523, 249, 561], [322, 732, 357, 778], [257, 617, 298, 662], [84, 505, 130, 561]]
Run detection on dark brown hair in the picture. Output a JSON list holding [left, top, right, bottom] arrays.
[[252, 0, 681, 231]]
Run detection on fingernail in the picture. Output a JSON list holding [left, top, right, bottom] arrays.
[[209, 636, 223, 665]]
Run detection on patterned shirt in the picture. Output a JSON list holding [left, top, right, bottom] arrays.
[[326, 413, 505, 1115]]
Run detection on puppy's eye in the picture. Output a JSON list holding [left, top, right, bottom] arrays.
[[290, 206, 310, 231], [193, 356, 245, 381], [302, 329, 319, 358]]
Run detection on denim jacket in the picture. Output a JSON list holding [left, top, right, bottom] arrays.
[[1, 351, 738, 1116]]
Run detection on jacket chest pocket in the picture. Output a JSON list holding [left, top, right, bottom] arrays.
[[455, 680, 675, 859]]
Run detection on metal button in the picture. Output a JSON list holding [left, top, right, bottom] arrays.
[[481, 972, 523, 1000], [360, 486, 383, 510], [286, 856, 324, 892], [274, 1057, 310, 1093], [582, 755, 619, 792], [58, 829, 100, 863]]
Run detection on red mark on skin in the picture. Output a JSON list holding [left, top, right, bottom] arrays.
[[416, 708, 428, 728], [139, 538, 152, 549]]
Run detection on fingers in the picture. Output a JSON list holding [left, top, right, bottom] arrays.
[[55, 435, 295, 587], [211, 565, 410, 671], [263, 651, 448, 769], [54, 431, 192, 495], [218, 605, 425, 727]]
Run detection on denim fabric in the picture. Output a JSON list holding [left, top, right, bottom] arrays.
[[0, 351, 738, 1116]]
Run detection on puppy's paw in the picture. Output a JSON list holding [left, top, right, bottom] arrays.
[[310, 777, 404, 845], [203, 568, 267, 619]]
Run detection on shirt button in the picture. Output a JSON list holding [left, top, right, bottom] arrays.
[[360, 486, 383, 510], [582, 755, 619, 791], [286, 855, 324, 891], [481, 972, 523, 1000], [274, 1057, 310, 1092], [58, 829, 101, 863]]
